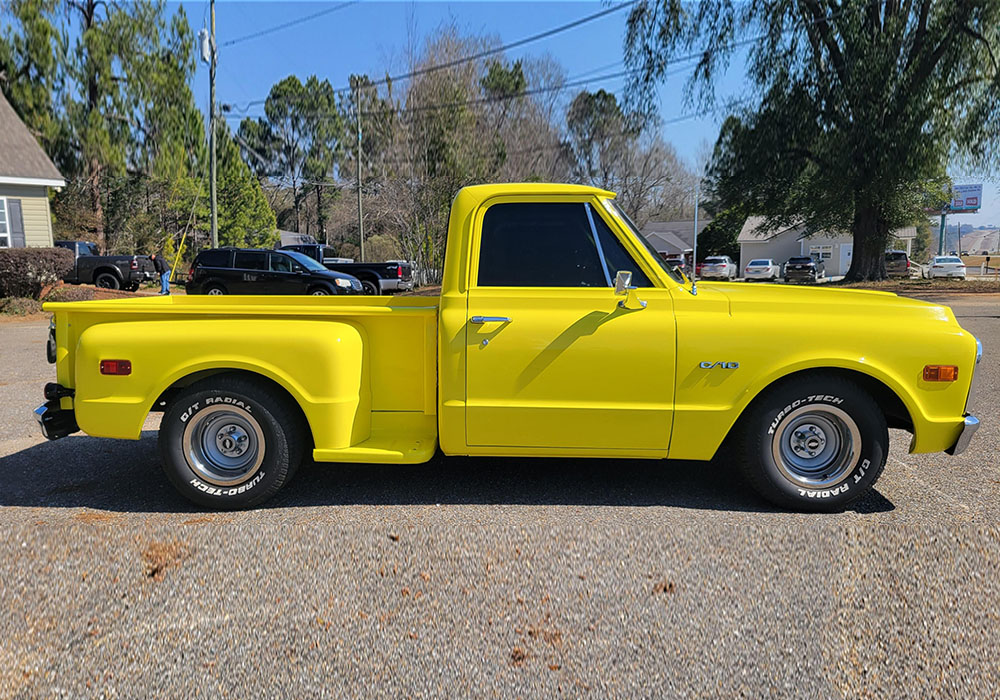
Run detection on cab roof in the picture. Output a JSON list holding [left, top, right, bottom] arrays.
[[456, 183, 616, 201]]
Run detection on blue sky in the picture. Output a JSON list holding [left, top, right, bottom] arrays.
[[175, 1, 998, 227]]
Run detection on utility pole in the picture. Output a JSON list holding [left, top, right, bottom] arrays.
[[938, 208, 947, 256], [209, 0, 218, 248], [354, 88, 364, 262], [690, 179, 699, 295]]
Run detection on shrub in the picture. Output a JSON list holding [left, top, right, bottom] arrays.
[[0, 247, 74, 299], [44, 285, 95, 302], [0, 297, 43, 315]]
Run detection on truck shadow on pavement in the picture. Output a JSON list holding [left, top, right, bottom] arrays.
[[0, 432, 895, 515]]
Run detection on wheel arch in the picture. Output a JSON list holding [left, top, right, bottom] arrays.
[[93, 266, 124, 281], [719, 365, 915, 458]]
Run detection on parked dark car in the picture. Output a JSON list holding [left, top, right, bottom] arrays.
[[783, 255, 826, 283], [280, 243, 413, 295], [185, 248, 362, 296], [885, 250, 911, 278], [54, 240, 156, 291]]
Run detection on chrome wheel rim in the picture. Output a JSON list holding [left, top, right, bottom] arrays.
[[207, 287, 224, 295], [311, 289, 329, 295], [182, 405, 265, 486], [771, 405, 860, 488]]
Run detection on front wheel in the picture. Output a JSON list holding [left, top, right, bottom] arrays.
[[159, 374, 306, 509], [360, 279, 379, 295], [309, 286, 331, 296], [736, 374, 888, 511]]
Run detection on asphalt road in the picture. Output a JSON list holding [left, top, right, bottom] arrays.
[[1, 295, 999, 698]]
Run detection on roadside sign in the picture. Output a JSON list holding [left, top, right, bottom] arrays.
[[951, 184, 983, 212]]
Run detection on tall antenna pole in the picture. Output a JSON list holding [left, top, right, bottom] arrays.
[[209, 0, 218, 248], [354, 85, 365, 262], [690, 179, 699, 296]]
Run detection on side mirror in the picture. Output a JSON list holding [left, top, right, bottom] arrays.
[[614, 270, 633, 295]]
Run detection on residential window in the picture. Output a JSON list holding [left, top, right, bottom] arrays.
[[0, 198, 8, 248], [809, 244, 833, 260]]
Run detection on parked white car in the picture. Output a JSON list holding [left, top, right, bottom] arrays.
[[743, 258, 781, 281], [700, 255, 737, 280], [927, 256, 967, 279]]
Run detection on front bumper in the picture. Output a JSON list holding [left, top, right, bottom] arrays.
[[34, 399, 79, 440], [945, 415, 979, 456]]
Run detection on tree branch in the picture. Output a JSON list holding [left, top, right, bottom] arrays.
[[960, 25, 999, 72], [798, 0, 850, 89]]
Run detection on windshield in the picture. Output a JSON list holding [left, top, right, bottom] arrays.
[[705, 257, 726, 264], [602, 199, 685, 283], [788, 257, 813, 264], [936, 257, 963, 264], [748, 259, 769, 266], [284, 250, 328, 272]]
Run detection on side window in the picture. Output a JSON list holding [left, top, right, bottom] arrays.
[[590, 209, 651, 287], [477, 202, 607, 287], [270, 253, 293, 272], [234, 251, 267, 270], [197, 249, 232, 268]]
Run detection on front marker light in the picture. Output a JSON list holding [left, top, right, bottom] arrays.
[[923, 365, 958, 382], [334, 278, 352, 288]]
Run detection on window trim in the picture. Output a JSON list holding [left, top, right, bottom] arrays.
[[469, 195, 663, 289], [0, 197, 9, 248]]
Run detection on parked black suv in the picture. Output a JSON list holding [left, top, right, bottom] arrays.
[[783, 255, 826, 283], [186, 248, 362, 295]]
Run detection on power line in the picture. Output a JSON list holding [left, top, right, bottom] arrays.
[[228, 0, 639, 110], [221, 0, 360, 48]]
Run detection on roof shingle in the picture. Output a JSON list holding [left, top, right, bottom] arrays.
[[0, 91, 64, 184]]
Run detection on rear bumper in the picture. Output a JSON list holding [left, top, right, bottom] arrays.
[[34, 400, 79, 440], [379, 278, 414, 292]]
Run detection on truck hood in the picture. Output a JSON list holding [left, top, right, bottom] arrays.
[[698, 281, 957, 324]]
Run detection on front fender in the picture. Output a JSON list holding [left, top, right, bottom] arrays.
[[73, 318, 371, 449]]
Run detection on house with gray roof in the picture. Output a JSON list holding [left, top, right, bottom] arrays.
[[642, 218, 712, 258], [0, 92, 64, 249]]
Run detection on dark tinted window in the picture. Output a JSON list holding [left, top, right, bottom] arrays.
[[886, 252, 907, 262], [197, 249, 232, 268], [270, 253, 294, 272], [788, 257, 813, 264], [83, 243, 100, 256], [477, 203, 607, 287], [234, 251, 267, 270], [591, 210, 651, 287]]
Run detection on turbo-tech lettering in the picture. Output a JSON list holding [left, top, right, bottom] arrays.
[[769, 395, 846, 434], [188, 471, 266, 496]]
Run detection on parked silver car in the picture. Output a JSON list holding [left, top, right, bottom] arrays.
[[743, 258, 781, 281], [700, 255, 737, 280]]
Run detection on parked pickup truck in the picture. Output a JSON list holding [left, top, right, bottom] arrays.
[[36, 184, 981, 512], [280, 243, 413, 295], [54, 240, 156, 291]]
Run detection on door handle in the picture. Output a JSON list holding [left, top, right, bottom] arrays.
[[470, 316, 512, 324]]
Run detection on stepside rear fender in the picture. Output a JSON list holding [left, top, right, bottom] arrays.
[[73, 318, 371, 449]]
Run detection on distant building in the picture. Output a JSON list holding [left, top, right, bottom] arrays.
[[642, 218, 712, 258], [738, 217, 917, 277], [0, 92, 64, 248]]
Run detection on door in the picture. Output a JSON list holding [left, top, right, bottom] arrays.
[[465, 200, 675, 452], [267, 252, 304, 294], [232, 250, 269, 293]]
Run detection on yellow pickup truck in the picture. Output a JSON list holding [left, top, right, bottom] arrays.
[[35, 184, 981, 511]]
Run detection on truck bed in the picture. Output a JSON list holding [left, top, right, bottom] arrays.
[[46, 294, 440, 463]]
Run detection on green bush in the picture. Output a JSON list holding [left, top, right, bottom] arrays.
[[0, 247, 74, 299], [44, 285, 95, 302], [0, 297, 43, 315]]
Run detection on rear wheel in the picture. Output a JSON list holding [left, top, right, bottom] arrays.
[[360, 279, 379, 295], [95, 272, 120, 290], [158, 375, 306, 509], [736, 374, 888, 511], [205, 284, 226, 295]]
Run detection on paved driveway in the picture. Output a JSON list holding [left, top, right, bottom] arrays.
[[1, 296, 998, 697]]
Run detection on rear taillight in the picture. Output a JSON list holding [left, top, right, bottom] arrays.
[[130, 258, 138, 270], [100, 359, 132, 376], [906, 260, 911, 268], [397, 265, 403, 278], [187, 267, 194, 282]]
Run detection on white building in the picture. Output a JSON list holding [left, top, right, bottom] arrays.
[[738, 217, 917, 277]]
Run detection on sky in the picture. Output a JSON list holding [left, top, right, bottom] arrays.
[[175, 0, 998, 227]]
